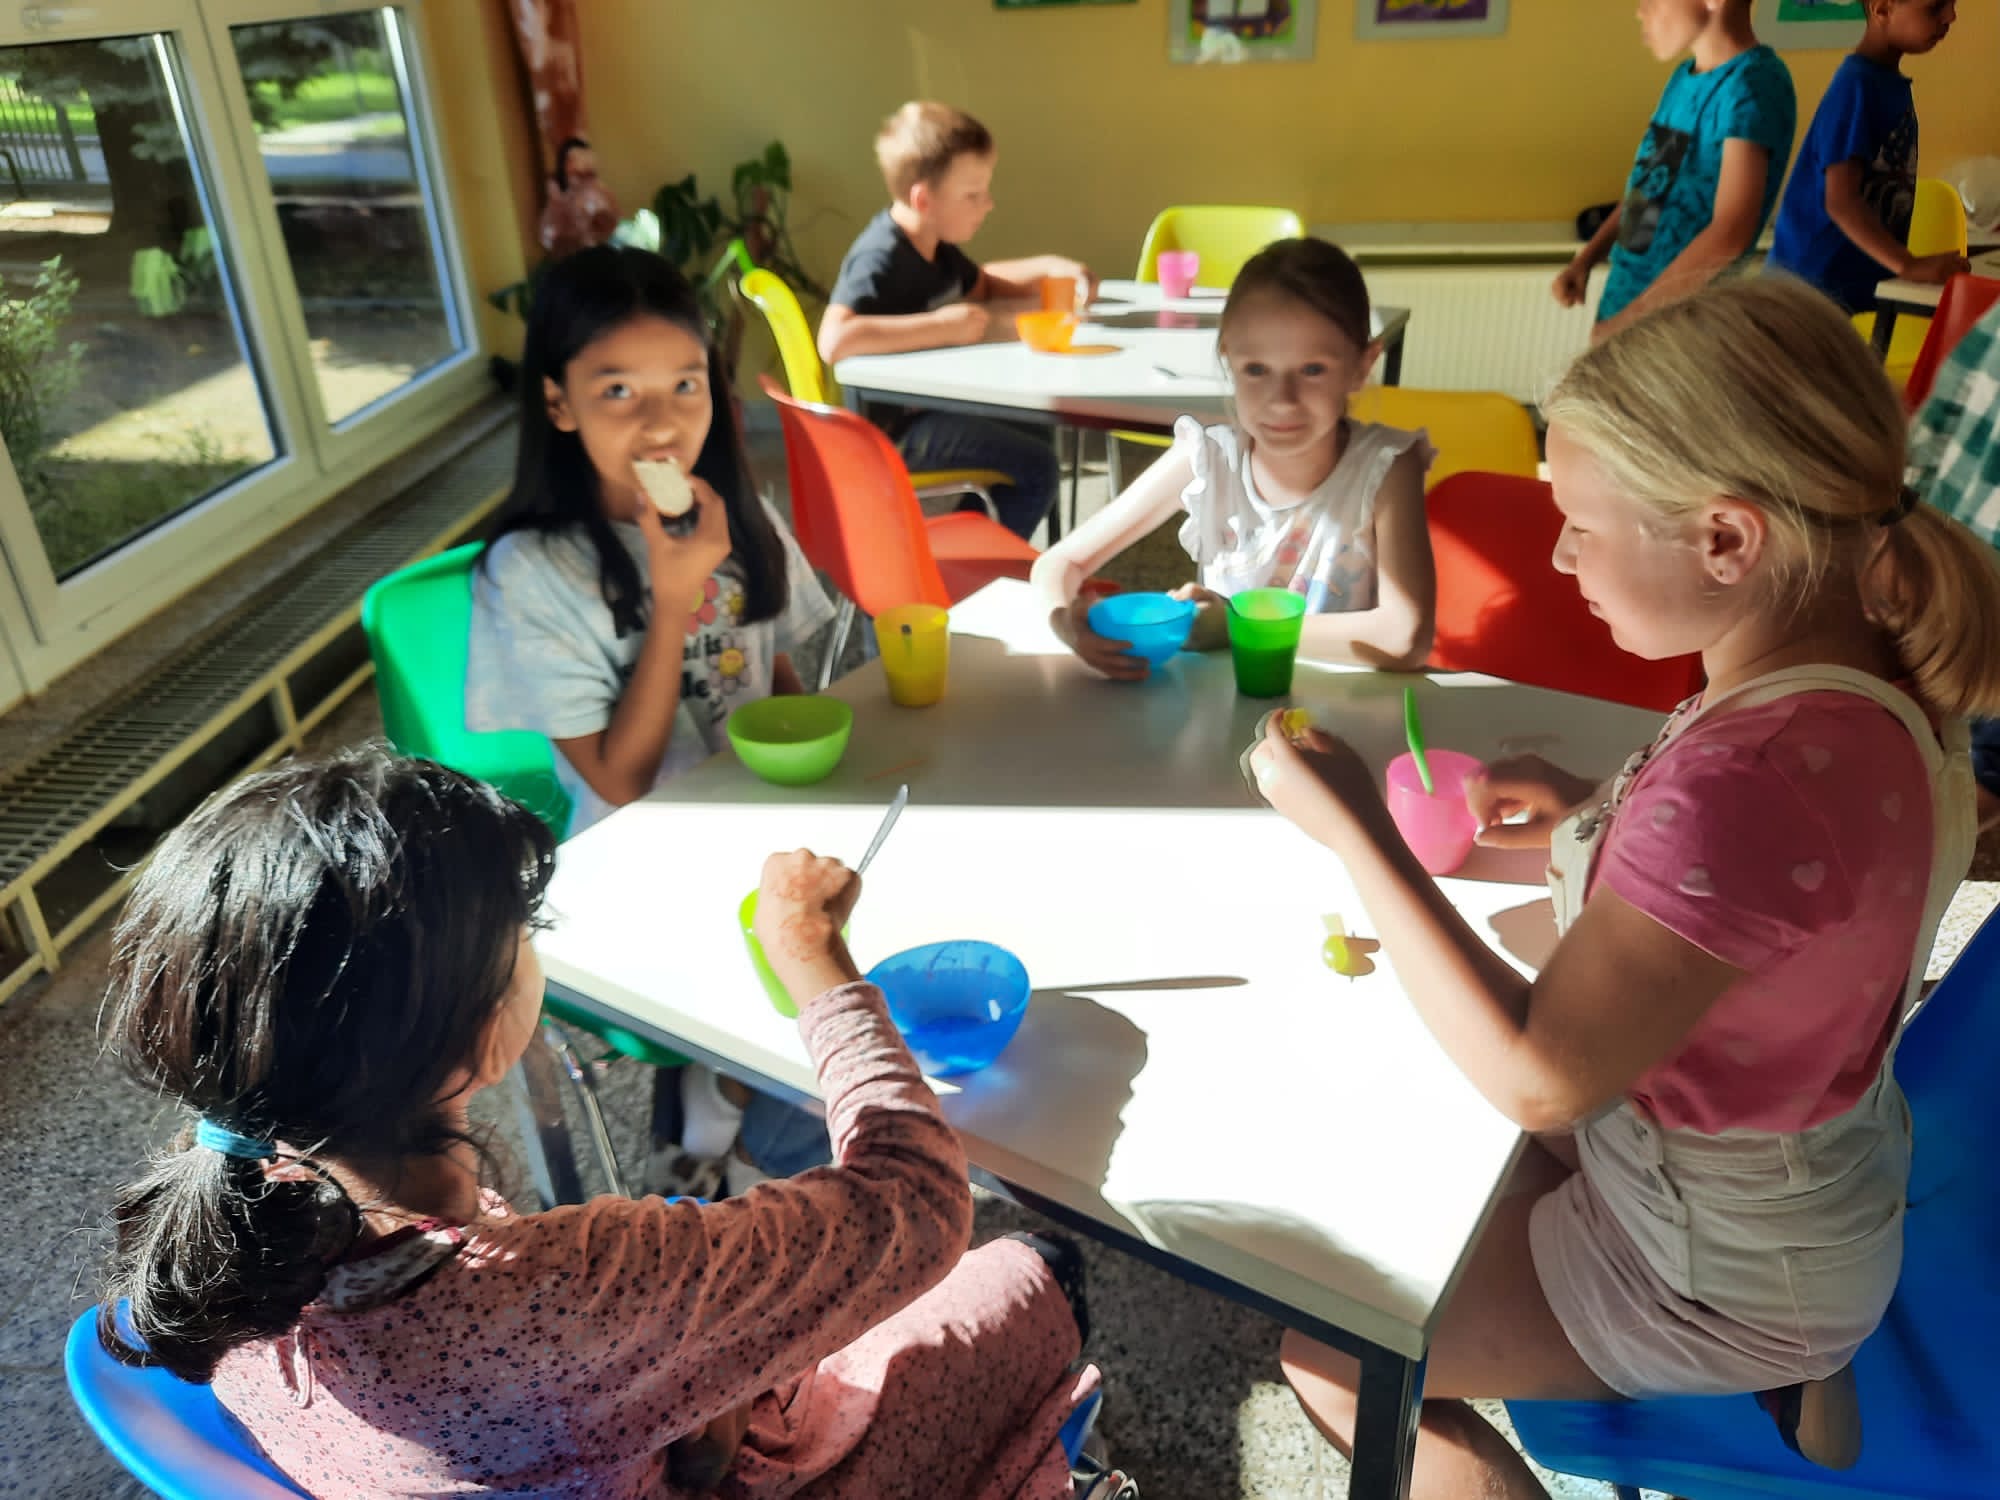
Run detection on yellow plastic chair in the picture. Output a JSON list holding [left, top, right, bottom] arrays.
[[1110, 206, 1308, 492], [739, 267, 1014, 519], [1853, 177, 1969, 391], [1348, 388, 1540, 490], [1134, 204, 1307, 284]]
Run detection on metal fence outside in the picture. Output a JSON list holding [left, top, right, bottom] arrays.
[[0, 78, 88, 195]]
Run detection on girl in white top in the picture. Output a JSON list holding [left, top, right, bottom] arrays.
[[1032, 238, 1437, 676]]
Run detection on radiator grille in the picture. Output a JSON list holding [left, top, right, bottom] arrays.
[[0, 430, 511, 892], [1365, 265, 1608, 403]]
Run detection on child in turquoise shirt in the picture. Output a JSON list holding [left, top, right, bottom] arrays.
[[1554, 0, 1795, 340]]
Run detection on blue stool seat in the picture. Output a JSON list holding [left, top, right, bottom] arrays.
[[1508, 908, 2000, 1500], [64, 1305, 310, 1499]]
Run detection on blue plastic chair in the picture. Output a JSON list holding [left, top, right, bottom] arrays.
[[1507, 907, 2000, 1500], [65, 1305, 311, 1499]]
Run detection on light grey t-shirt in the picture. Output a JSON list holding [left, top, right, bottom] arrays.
[[466, 499, 834, 835]]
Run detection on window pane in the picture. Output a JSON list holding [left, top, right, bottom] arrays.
[[0, 37, 278, 580], [231, 10, 463, 426]]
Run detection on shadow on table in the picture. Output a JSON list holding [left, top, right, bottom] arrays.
[[940, 977, 1170, 1208], [1487, 897, 1559, 971]]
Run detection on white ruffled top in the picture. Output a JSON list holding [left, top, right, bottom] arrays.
[[1174, 415, 1434, 614]]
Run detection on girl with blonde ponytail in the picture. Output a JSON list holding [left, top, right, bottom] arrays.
[[1244, 276, 1991, 1498]]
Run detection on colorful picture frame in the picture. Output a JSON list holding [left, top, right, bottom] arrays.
[[1355, 0, 1509, 41], [1754, 0, 1868, 49], [1169, 0, 1319, 64]]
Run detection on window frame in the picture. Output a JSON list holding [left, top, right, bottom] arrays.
[[0, 0, 485, 694]]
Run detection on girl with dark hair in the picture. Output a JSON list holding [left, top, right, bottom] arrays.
[[1031, 237, 1437, 677], [98, 747, 1099, 1498], [467, 243, 834, 838]]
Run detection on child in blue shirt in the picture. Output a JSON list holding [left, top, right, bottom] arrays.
[[1768, 0, 1966, 312], [1553, 0, 1795, 340]]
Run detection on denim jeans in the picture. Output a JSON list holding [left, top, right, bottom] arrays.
[[898, 412, 1060, 540], [1973, 719, 2000, 795], [739, 1089, 833, 1177]]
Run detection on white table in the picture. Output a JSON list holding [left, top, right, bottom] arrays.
[[536, 580, 1661, 1499], [1870, 249, 2000, 356], [833, 278, 1413, 435]]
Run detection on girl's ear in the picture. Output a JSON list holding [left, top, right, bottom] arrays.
[[543, 375, 577, 434], [1351, 339, 1383, 392], [1699, 496, 1770, 588]]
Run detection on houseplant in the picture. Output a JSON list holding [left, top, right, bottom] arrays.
[[489, 140, 823, 388]]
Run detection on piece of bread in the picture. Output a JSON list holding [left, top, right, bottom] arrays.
[[635, 457, 695, 518]]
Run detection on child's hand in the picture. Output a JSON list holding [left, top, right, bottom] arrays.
[[1552, 258, 1591, 309], [755, 849, 860, 970], [1246, 713, 1378, 850], [638, 477, 733, 629], [1467, 755, 1597, 850], [1049, 597, 1149, 681], [1170, 583, 1229, 652], [939, 302, 990, 346], [1053, 257, 1097, 302], [1901, 251, 1971, 286]]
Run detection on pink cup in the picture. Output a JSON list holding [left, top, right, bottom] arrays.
[[1157, 249, 1200, 299], [1385, 749, 1485, 876]]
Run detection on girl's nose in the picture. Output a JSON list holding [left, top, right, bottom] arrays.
[[1551, 527, 1579, 577]]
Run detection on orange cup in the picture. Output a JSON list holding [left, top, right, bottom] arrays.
[[1016, 310, 1078, 353], [1041, 275, 1078, 313]]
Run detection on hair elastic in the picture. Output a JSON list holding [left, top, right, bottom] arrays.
[[195, 1118, 278, 1161], [1879, 485, 1920, 528]]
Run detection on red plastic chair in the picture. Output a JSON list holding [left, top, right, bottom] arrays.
[[762, 377, 1048, 686], [1427, 471, 1703, 714], [1902, 274, 2000, 414]]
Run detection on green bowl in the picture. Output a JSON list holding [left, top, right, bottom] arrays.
[[726, 695, 854, 786]]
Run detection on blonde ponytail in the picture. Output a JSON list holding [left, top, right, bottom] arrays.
[[1545, 276, 2000, 719], [1873, 504, 2000, 719]]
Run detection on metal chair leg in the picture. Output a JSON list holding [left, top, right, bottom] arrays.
[[1107, 434, 1123, 496], [540, 1021, 630, 1198], [819, 596, 857, 690], [508, 1039, 587, 1209]]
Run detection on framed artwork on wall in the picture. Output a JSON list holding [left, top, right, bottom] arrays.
[[1355, 0, 1509, 41], [1169, 0, 1319, 64], [1754, 0, 1868, 49]]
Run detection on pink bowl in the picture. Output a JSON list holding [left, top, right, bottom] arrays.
[[1385, 749, 1485, 876]]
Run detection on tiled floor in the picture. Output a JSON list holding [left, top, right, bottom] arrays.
[[7, 432, 1987, 1497]]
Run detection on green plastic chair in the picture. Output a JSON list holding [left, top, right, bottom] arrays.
[[361, 543, 687, 1205], [1111, 206, 1308, 493]]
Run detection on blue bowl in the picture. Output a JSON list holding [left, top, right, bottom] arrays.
[[865, 940, 1032, 1076], [1087, 592, 1197, 668]]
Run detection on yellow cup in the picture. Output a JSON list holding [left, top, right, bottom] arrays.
[[875, 603, 950, 707]]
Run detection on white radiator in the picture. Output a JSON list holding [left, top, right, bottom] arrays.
[[1363, 265, 1610, 405]]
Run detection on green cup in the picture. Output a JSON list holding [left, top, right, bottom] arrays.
[[1226, 588, 1307, 698], [739, 890, 851, 1018]]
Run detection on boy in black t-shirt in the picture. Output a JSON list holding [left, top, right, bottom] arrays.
[[818, 102, 1091, 539]]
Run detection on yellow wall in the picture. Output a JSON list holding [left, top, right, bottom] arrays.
[[560, 0, 2000, 287], [419, 0, 541, 355]]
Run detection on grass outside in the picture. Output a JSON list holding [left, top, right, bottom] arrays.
[[27, 453, 256, 579], [0, 69, 401, 139]]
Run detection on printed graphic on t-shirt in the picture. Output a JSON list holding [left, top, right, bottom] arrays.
[[1619, 122, 1693, 256], [678, 575, 752, 728], [1860, 110, 1917, 244], [606, 572, 754, 730]]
